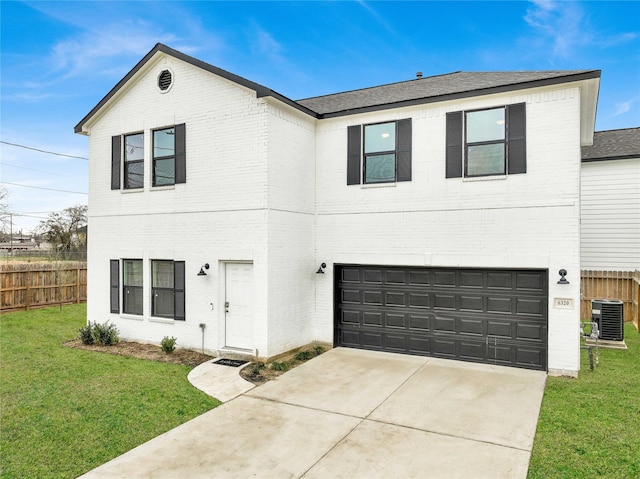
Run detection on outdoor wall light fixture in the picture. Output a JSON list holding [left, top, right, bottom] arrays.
[[557, 269, 569, 284], [316, 263, 327, 274], [197, 263, 210, 276]]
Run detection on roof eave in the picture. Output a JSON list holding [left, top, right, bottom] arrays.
[[314, 70, 602, 119], [74, 43, 318, 135]]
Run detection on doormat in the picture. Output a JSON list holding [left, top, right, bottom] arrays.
[[213, 358, 248, 367]]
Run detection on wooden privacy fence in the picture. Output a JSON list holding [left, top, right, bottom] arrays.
[[0, 262, 87, 312], [581, 270, 640, 330]]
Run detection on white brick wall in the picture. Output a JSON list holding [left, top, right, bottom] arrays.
[[85, 52, 586, 373], [314, 85, 584, 373]]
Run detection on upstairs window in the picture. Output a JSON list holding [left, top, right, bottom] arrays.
[[347, 119, 412, 185], [124, 133, 144, 189], [446, 103, 526, 178], [111, 124, 186, 190], [153, 127, 176, 186], [364, 122, 397, 183], [465, 108, 506, 177]]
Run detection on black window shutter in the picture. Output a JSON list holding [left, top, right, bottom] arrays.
[[110, 260, 119, 313], [396, 119, 412, 182], [175, 123, 186, 184], [347, 125, 361, 185], [507, 103, 526, 175], [111, 136, 121, 190], [174, 261, 185, 321], [446, 112, 463, 178]]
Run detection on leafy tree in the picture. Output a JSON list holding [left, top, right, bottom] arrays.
[[36, 205, 88, 253]]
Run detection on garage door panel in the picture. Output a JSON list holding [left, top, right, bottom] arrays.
[[516, 298, 545, 316], [385, 270, 406, 284], [408, 337, 431, 354], [363, 311, 383, 327], [339, 330, 361, 347], [434, 315, 456, 332], [363, 269, 383, 283], [434, 294, 456, 309], [434, 271, 456, 287], [409, 293, 429, 308], [487, 296, 512, 313], [409, 314, 430, 331], [408, 271, 430, 285], [386, 313, 405, 329], [487, 272, 513, 289], [459, 317, 483, 336], [386, 291, 406, 306], [335, 265, 547, 371], [516, 347, 546, 369], [362, 332, 383, 349], [516, 273, 545, 291], [341, 309, 360, 325], [432, 337, 457, 357], [516, 323, 546, 341], [342, 289, 360, 303], [385, 334, 407, 352], [459, 295, 483, 311], [487, 320, 513, 338], [459, 340, 485, 361], [341, 268, 360, 282]]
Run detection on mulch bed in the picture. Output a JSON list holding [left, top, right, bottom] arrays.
[[63, 339, 214, 368]]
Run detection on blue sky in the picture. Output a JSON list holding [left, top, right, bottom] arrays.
[[1, 0, 639, 233]]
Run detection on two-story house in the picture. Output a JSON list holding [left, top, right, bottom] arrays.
[[75, 44, 600, 376]]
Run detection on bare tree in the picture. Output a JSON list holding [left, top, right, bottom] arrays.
[[36, 205, 88, 254], [0, 186, 10, 242]]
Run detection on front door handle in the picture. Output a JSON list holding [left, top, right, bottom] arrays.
[[225, 301, 229, 313]]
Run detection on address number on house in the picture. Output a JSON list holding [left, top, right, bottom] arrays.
[[553, 298, 574, 310]]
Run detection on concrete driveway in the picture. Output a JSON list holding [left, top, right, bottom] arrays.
[[79, 348, 547, 479]]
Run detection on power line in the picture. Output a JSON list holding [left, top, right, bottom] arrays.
[[0, 162, 69, 177], [0, 140, 89, 160], [1, 181, 87, 195]]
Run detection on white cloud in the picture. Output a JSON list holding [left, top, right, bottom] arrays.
[[614, 95, 640, 116], [524, 0, 588, 58]]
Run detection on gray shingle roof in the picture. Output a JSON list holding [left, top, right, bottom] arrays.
[[75, 43, 601, 132], [581, 128, 640, 161], [297, 70, 600, 117]]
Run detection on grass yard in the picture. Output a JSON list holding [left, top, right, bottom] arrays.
[[528, 322, 640, 479], [0, 305, 220, 479]]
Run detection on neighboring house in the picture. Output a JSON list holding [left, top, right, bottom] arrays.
[[75, 43, 601, 376], [581, 128, 640, 271]]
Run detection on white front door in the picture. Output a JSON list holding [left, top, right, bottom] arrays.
[[225, 262, 254, 350]]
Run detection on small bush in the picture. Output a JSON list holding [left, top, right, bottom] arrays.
[[314, 344, 325, 355], [295, 350, 314, 361], [270, 361, 289, 371], [78, 323, 94, 345], [78, 321, 120, 346], [91, 322, 120, 346], [161, 336, 177, 354]]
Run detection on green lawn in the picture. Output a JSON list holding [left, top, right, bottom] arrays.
[[1, 306, 638, 478], [0, 305, 220, 479], [528, 322, 640, 479]]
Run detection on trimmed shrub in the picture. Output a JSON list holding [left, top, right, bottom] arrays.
[[160, 336, 177, 354], [78, 321, 120, 346], [78, 323, 94, 345]]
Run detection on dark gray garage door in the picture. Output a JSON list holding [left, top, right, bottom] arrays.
[[334, 265, 548, 371]]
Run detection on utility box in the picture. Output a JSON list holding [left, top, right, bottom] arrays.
[[591, 299, 624, 341]]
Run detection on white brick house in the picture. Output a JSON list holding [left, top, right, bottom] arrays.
[[75, 44, 600, 375]]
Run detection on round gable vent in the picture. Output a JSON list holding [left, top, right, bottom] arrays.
[[158, 69, 173, 91]]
